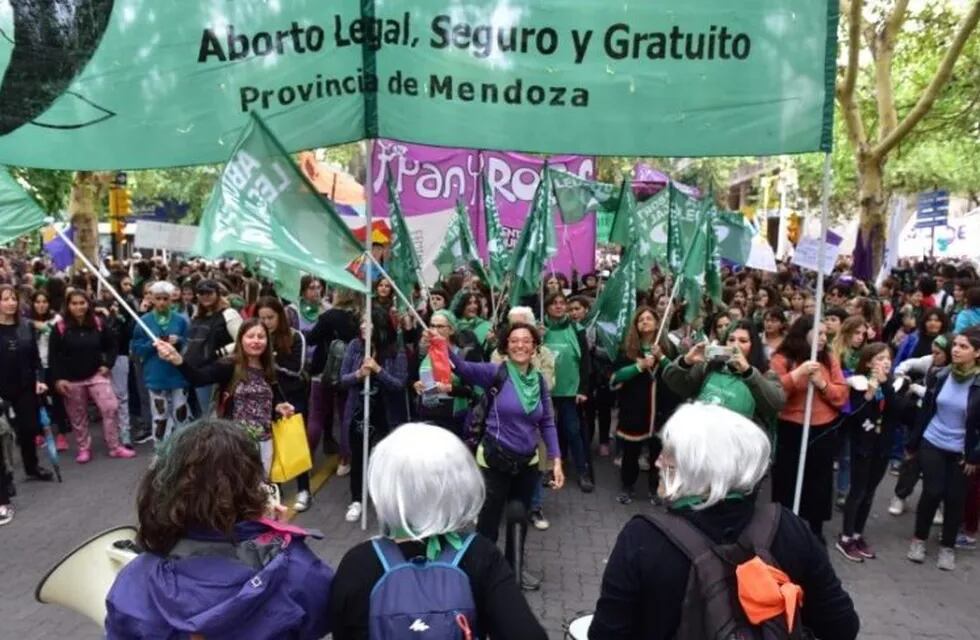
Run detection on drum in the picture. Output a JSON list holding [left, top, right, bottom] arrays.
[[565, 614, 594, 639]]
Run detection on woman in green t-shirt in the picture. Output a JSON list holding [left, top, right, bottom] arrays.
[[662, 319, 785, 428]]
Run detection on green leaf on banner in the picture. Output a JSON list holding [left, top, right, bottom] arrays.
[[508, 167, 557, 307], [194, 114, 366, 293], [0, 166, 47, 245]]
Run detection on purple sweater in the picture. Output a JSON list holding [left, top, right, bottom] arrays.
[[450, 351, 560, 459]]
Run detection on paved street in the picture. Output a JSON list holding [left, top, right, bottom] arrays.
[[3, 425, 979, 639]]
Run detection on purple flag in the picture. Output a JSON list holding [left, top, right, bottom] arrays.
[[44, 227, 74, 270]]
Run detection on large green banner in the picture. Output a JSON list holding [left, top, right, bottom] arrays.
[[0, 0, 836, 169]]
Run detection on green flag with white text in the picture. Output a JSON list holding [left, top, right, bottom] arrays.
[[508, 168, 557, 307], [194, 114, 366, 293], [590, 244, 637, 357], [605, 180, 637, 248], [482, 170, 508, 290], [386, 167, 422, 307], [548, 166, 619, 224], [0, 167, 46, 246], [434, 200, 487, 281]]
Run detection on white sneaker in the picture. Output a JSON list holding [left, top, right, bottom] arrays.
[[345, 501, 362, 522], [907, 539, 926, 563], [937, 546, 956, 571], [888, 496, 905, 516], [933, 507, 944, 526], [336, 463, 351, 477], [293, 490, 312, 513], [638, 454, 651, 472]]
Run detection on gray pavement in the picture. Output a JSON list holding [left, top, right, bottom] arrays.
[[2, 425, 979, 639]]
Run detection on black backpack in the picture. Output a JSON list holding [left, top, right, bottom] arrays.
[[323, 338, 349, 388], [639, 502, 811, 640]]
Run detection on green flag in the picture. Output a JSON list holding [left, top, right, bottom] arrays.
[[385, 166, 423, 308], [548, 166, 619, 224], [713, 210, 754, 265], [0, 167, 46, 246], [508, 168, 557, 307], [590, 244, 637, 358], [482, 170, 508, 290], [236, 253, 302, 303], [194, 114, 366, 293], [667, 184, 703, 275], [678, 200, 722, 323], [434, 200, 487, 281], [605, 180, 637, 248]]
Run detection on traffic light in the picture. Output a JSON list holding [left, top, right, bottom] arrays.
[[117, 188, 132, 216], [786, 213, 802, 246]]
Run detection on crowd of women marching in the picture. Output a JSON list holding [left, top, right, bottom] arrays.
[[1, 247, 979, 639]]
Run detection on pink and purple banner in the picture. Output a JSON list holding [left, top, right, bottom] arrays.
[[370, 139, 597, 278]]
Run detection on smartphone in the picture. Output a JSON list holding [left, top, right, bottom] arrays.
[[706, 344, 734, 361]]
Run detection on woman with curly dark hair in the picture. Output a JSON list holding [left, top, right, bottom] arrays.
[[106, 419, 334, 639]]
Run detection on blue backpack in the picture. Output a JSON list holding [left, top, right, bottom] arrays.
[[369, 533, 478, 639]]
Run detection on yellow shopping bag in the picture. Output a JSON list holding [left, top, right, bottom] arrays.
[[269, 414, 313, 483]]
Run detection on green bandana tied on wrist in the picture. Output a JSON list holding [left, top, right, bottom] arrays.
[[506, 360, 540, 414]]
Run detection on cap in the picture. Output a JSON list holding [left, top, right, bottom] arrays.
[[195, 279, 220, 294]]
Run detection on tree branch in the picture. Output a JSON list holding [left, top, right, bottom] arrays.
[[873, 0, 980, 160], [874, 0, 910, 137], [836, 0, 869, 149]]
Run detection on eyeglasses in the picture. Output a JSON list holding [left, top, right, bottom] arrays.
[[431, 323, 451, 330]]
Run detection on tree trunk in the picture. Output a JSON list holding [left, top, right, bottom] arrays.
[[68, 171, 100, 272], [857, 153, 887, 272]]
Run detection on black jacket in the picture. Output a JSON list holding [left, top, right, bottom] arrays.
[[908, 366, 980, 463], [845, 380, 899, 458], [49, 317, 117, 382], [308, 308, 359, 376], [0, 319, 42, 395], [177, 360, 285, 424], [590, 497, 859, 640]]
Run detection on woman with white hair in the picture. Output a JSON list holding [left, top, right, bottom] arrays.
[[328, 422, 547, 640], [131, 281, 191, 446], [590, 403, 859, 640]]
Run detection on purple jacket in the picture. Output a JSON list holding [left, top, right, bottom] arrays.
[[449, 351, 560, 459], [340, 338, 408, 430], [105, 519, 333, 640]]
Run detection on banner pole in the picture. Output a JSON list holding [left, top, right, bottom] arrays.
[[361, 140, 373, 531], [48, 220, 157, 340], [366, 252, 429, 331], [653, 276, 682, 347], [792, 153, 831, 515]]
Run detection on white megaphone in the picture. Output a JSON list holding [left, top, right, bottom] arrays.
[[35, 525, 140, 626]]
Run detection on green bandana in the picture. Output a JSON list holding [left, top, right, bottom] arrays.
[[670, 491, 746, 511], [299, 300, 320, 323], [457, 316, 490, 344], [506, 360, 540, 414], [951, 363, 980, 383], [153, 308, 172, 328], [842, 348, 860, 373], [390, 529, 464, 562]]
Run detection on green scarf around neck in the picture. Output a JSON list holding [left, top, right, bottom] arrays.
[[842, 348, 861, 372], [389, 529, 464, 561], [153, 308, 172, 327], [299, 300, 320, 323], [951, 363, 980, 383], [506, 360, 540, 414]]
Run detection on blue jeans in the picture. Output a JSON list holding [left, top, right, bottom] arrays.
[[836, 435, 851, 495], [554, 397, 588, 476]]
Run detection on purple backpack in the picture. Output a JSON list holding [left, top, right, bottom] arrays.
[[369, 533, 478, 639]]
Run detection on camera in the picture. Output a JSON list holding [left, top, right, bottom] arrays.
[[706, 344, 735, 361]]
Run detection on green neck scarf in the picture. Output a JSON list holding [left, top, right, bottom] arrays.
[[299, 300, 320, 323], [951, 363, 980, 383], [389, 529, 464, 561], [153, 308, 172, 327], [842, 348, 861, 372], [670, 491, 746, 511], [506, 360, 540, 414]]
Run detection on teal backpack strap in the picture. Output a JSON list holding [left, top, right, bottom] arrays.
[[451, 533, 477, 567], [371, 537, 408, 572]]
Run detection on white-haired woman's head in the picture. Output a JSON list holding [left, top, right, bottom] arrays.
[[657, 403, 770, 509], [508, 306, 536, 325], [368, 422, 485, 539], [147, 280, 176, 297]]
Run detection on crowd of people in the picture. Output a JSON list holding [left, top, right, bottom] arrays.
[[2, 245, 979, 638]]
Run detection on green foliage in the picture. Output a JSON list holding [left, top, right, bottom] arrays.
[[9, 167, 72, 215]]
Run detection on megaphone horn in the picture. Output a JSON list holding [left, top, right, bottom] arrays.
[[35, 525, 139, 627]]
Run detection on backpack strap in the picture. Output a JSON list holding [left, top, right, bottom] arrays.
[[735, 501, 782, 555], [636, 511, 715, 563], [449, 532, 476, 567], [371, 537, 408, 572]]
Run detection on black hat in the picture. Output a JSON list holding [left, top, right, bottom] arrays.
[[195, 279, 220, 294]]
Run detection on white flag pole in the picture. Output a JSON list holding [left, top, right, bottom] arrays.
[[48, 220, 157, 340], [361, 140, 374, 531], [366, 252, 429, 331], [792, 153, 831, 515]]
